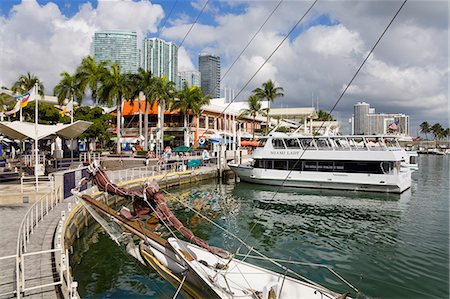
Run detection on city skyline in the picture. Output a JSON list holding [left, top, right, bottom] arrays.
[[0, 0, 448, 135]]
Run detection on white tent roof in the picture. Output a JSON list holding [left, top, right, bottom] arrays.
[[0, 120, 92, 140]]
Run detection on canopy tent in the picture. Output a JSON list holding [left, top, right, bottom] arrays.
[[0, 120, 92, 141]]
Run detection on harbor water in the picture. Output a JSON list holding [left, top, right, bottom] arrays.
[[72, 155, 449, 298]]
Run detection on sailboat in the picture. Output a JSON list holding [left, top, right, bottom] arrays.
[[73, 162, 358, 299]]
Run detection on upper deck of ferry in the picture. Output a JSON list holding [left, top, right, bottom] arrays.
[[258, 133, 404, 152]]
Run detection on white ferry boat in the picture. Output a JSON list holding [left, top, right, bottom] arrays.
[[229, 133, 411, 193]]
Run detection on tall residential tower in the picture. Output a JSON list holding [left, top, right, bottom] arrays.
[[93, 30, 138, 73], [199, 53, 220, 98], [143, 38, 178, 82]]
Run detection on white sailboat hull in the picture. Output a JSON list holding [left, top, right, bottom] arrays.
[[168, 238, 345, 299], [229, 164, 411, 193]]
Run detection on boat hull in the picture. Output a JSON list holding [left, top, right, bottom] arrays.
[[229, 164, 411, 193]]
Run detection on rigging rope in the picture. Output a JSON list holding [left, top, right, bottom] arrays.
[[236, 0, 409, 255]]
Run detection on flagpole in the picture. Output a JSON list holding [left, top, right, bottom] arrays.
[[34, 82, 39, 191], [70, 96, 74, 162]]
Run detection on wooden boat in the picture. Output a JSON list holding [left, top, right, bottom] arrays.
[[76, 162, 355, 298], [80, 194, 352, 299]]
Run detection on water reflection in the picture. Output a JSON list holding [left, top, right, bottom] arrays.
[[72, 156, 448, 299]]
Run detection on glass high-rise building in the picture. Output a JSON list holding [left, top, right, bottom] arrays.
[[143, 38, 178, 83], [93, 30, 138, 74], [199, 53, 220, 98], [178, 70, 201, 90], [354, 102, 370, 134]]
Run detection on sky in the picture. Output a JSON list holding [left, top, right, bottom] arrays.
[[0, 0, 448, 134]]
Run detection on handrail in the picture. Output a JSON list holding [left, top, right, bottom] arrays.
[[20, 175, 54, 193], [15, 185, 61, 298]]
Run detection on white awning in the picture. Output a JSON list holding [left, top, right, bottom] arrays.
[[0, 120, 92, 141]]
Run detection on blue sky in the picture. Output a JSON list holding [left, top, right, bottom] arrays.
[[0, 0, 448, 132]]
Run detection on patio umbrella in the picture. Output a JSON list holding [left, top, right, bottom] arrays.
[[173, 145, 192, 152]]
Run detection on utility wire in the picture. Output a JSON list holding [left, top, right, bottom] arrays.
[[213, 0, 284, 96], [156, 0, 317, 184], [194, 0, 318, 144], [239, 0, 409, 249]]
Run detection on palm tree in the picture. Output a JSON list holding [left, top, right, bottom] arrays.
[[11, 72, 45, 96], [76, 56, 108, 105], [239, 94, 263, 140], [173, 83, 211, 146], [98, 64, 132, 154], [252, 79, 284, 131], [128, 68, 155, 150], [317, 110, 333, 121], [153, 76, 176, 151], [431, 123, 444, 140], [54, 72, 83, 122], [420, 121, 431, 140]]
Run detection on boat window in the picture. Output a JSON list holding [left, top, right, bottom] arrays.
[[299, 138, 315, 150], [285, 138, 301, 149], [303, 161, 317, 171], [315, 138, 331, 150], [257, 139, 267, 147], [334, 162, 345, 170], [274, 160, 288, 170], [272, 139, 286, 149], [317, 161, 334, 171], [263, 160, 273, 169], [288, 160, 302, 171]]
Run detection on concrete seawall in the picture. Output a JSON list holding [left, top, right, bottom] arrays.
[[60, 167, 219, 297]]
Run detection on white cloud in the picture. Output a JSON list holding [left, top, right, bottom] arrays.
[[177, 46, 195, 71], [0, 0, 164, 91], [0, 0, 447, 131], [163, 0, 448, 131]]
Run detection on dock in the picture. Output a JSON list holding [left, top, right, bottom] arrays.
[[0, 163, 219, 298]]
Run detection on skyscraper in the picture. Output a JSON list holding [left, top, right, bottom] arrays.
[[178, 70, 201, 89], [143, 38, 178, 82], [353, 102, 370, 134], [199, 53, 220, 98], [93, 30, 138, 73]]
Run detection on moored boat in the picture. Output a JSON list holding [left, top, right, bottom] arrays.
[[229, 133, 411, 193]]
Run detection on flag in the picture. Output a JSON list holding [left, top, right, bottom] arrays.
[[16, 86, 37, 108], [388, 121, 399, 131], [5, 100, 21, 115], [59, 99, 74, 116]]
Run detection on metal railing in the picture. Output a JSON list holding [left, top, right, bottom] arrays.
[[20, 174, 54, 193], [106, 162, 187, 184], [79, 152, 101, 163], [14, 186, 65, 298]]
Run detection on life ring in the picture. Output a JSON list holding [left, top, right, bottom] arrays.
[[199, 137, 206, 145], [158, 160, 165, 168]]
